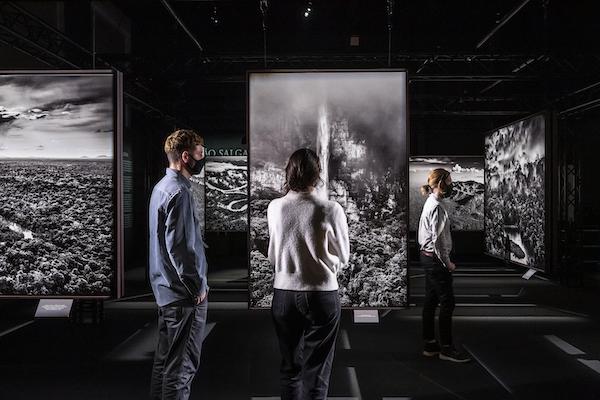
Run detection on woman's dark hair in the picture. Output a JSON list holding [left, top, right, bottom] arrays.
[[283, 148, 321, 193]]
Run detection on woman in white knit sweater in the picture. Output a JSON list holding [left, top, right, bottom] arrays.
[[267, 148, 350, 400]]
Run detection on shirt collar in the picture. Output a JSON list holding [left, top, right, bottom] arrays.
[[166, 168, 192, 188], [430, 193, 442, 201]]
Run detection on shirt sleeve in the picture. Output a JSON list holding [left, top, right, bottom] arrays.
[[164, 191, 204, 298], [430, 205, 452, 268], [328, 203, 351, 269]]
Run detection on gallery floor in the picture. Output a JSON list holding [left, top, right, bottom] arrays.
[[1, 259, 600, 400]]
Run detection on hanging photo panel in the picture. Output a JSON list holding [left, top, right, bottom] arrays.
[[484, 113, 547, 269], [249, 70, 409, 308], [205, 156, 248, 232], [409, 156, 484, 232], [0, 71, 123, 297]]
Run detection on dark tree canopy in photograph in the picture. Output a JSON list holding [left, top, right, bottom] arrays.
[[205, 156, 247, 232], [409, 157, 484, 231], [0, 73, 115, 296], [249, 71, 408, 308], [190, 167, 205, 233], [484, 114, 546, 268]]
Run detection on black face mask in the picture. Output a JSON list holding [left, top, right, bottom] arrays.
[[184, 156, 206, 176], [444, 183, 455, 198]]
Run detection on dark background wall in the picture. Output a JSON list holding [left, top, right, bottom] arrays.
[[1, 0, 598, 292]]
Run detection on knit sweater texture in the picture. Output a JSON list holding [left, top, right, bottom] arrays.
[[267, 190, 350, 291]]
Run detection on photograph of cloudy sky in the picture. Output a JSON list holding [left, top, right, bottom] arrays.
[[410, 156, 484, 231], [0, 74, 113, 159], [484, 114, 546, 269], [0, 72, 116, 296], [249, 71, 408, 308]]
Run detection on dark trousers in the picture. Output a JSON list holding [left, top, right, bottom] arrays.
[[421, 253, 455, 346], [150, 299, 208, 400], [271, 289, 341, 400]]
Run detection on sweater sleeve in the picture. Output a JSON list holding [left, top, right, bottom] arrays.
[[266, 201, 276, 267], [430, 205, 452, 268], [328, 203, 350, 267]]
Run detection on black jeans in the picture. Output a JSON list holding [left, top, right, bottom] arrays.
[[150, 298, 208, 400], [421, 253, 455, 346], [271, 289, 341, 400]]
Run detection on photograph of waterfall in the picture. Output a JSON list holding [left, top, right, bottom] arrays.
[[249, 70, 408, 308], [205, 156, 247, 232], [0, 72, 117, 296], [484, 113, 546, 269], [409, 156, 484, 231]]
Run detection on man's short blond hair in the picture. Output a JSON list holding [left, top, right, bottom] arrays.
[[164, 129, 204, 162]]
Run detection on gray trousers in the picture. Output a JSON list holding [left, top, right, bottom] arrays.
[[150, 299, 208, 400]]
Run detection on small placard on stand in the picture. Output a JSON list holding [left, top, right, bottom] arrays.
[[35, 299, 73, 318], [522, 269, 537, 280], [353, 309, 379, 324]]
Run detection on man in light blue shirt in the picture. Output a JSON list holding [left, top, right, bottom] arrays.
[[149, 129, 209, 400]]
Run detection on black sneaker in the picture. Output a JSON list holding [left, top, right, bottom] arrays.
[[423, 341, 441, 357], [439, 346, 472, 363]]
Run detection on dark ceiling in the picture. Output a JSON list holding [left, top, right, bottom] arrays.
[[1, 0, 599, 147]]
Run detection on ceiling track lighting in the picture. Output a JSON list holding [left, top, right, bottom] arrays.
[[210, 5, 219, 26], [304, 0, 313, 18]]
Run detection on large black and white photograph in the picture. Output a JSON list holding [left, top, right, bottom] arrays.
[[190, 168, 205, 233], [249, 71, 408, 308], [0, 72, 116, 296], [409, 157, 484, 231], [484, 114, 546, 268], [205, 156, 247, 232]]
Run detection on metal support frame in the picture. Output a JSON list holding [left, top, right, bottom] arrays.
[[557, 80, 600, 118], [386, 0, 393, 67], [160, 0, 204, 52], [259, 0, 268, 68], [476, 0, 532, 49], [558, 124, 583, 286], [0, 1, 187, 126], [0, 2, 92, 68]]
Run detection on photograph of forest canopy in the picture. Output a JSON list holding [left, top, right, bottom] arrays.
[[205, 156, 247, 232], [484, 114, 546, 268], [249, 71, 408, 308], [409, 157, 484, 231], [190, 167, 205, 233], [0, 73, 115, 296]]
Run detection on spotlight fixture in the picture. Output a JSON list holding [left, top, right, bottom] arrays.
[[303, 0, 312, 18], [210, 5, 219, 26]]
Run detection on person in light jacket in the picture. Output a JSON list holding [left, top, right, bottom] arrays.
[[418, 168, 471, 363], [267, 148, 350, 400]]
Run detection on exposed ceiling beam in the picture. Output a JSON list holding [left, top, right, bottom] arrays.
[[411, 75, 537, 82], [559, 98, 600, 116], [412, 110, 529, 116], [476, 0, 532, 49], [160, 0, 204, 52]]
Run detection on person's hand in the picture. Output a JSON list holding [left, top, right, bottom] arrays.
[[196, 291, 207, 304], [447, 261, 456, 272]]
